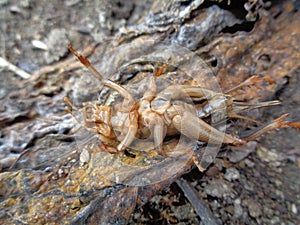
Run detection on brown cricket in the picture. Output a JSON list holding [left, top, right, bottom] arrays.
[[65, 43, 299, 171]]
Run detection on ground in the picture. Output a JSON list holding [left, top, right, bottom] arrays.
[[1, 0, 299, 224]]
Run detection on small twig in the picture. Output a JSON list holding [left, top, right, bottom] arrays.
[[0, 56, 31, 79], [176, 178, 218, 225]]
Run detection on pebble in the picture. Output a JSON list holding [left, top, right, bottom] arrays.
[[44, 28, 69, 64], [228, 141, 257, 163], [79, 148, 90, 166], [32, 40, 48, 50], [204, 179, 234, 198], [244, 158, 255, 167], [233, 198, 243, 218], [257, 146, 279, 162], [224, 167, 240, 181], [246, 199, 262, 218], [291, 203, 298, 214], [65, 0, 81, 7], [171, 205, 195, 220], [274, 179, 282, 187]]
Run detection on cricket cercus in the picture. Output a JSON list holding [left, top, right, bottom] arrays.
[[65, 43, 300, 171]]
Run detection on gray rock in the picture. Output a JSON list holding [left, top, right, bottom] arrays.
[[204, 179, 234, 198], [224, 167, 240, 182], [233, 198, 243, 218], [246, 199, 262, 218], [176, 5, 241, 50], [44, 28, 69, 64]]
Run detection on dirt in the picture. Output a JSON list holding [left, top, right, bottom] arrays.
[[1, 0, 299, 224]]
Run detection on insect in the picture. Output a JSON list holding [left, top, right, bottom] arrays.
[[65, 43, 299, 171]]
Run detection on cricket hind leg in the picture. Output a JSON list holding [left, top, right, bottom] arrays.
[[240, 114, 300, 141]]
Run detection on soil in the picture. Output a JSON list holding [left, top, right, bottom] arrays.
[[1, 0, 299, 224]]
